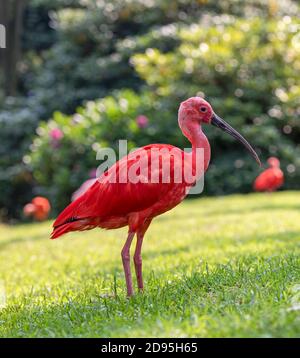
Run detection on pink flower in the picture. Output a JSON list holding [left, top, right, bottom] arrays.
[[49, 128, 64, 141], [136, 115, 149, 129]]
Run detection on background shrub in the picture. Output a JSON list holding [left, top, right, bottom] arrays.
[[0, 0, 299, 219], [132, 16, 300, 194], [28, 90, 181, 212]]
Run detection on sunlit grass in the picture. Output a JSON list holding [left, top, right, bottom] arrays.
[[0, 191, 299, 337]]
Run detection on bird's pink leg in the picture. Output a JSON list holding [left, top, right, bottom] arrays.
[[121, 231, 135, 297], [134, 219, 151, 292], [134, 232, 144, 291]]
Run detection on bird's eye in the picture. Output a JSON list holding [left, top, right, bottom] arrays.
[[200, 106, 207, 113]]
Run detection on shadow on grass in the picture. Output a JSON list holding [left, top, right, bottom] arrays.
[[156, 203, 300, 224], [205, 204, 300, 217], [28, 229, 300, 285], [0, 233, 47, 251], [145, 244, 190, 259], [1, 253, 299, 337], [46, 228, 300, 288]]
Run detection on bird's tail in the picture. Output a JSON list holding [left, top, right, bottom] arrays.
[[51, 224, 68, 239], [50, 179, 101, 239], [51, 220, 85, 239]]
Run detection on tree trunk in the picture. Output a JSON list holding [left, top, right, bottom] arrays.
[[0, 0, 27, 96]]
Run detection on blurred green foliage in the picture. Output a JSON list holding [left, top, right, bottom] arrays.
[[132, 16, 300, 194], [0, 98, 38, 219], [0, 0, 300, 218], [28, 90, 182, 211]]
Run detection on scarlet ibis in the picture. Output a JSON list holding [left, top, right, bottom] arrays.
[[254, 157, 284, 192], [51, 97, 260, 296], [24, 196, 51, 221]]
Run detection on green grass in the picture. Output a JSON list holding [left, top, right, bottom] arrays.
[[0, 191, 300, 337]]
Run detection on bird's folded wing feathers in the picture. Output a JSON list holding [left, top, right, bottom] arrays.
[[53, 145, 182, 228]]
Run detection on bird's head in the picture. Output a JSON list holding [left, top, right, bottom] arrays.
[[178, 97, 261, 166], [267, 157, 280, 168], [23, 203, 36, 217]]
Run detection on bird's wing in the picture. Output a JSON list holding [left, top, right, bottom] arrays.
[[71, 178, 98, 202], [53, 144, 185, 228]]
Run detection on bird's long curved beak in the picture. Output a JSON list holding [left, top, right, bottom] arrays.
[[211, 113, 261, 166]]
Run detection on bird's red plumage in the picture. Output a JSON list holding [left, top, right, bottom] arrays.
[[254, 167, 283, 192], [51, 144, 202, 239], [24, 196, 51, 221], [51, 96, 261, 297]]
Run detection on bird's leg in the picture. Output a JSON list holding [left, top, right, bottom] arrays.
[[134, 219, 151, 292], [121, 231, 135, 297], [134, 232, 144, 291]]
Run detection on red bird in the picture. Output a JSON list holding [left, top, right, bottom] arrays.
[[24, 196, 51, 221], [51, 97, 260, 296], [254, 157, 284, 192]]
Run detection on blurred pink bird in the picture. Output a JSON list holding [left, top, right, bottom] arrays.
[[23, 196, 51, 221], [71, 169, 98, 201], [254, 157, 284, 192]]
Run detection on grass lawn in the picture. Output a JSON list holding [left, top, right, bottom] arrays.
[[0, 191, 299, 337]]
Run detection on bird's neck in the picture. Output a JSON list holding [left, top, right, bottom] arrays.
[[189, 127, 211, 173]]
